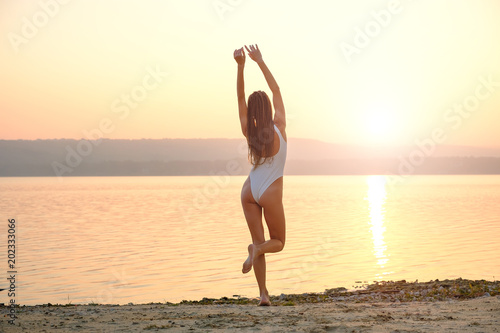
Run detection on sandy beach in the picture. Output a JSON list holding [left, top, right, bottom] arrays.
[[2, 279, 499, 332], [1, 297, 499, 332]]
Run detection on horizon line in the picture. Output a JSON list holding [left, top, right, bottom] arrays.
[[1, 137, 499, 149]]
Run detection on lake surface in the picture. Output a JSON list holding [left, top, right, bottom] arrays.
[[1, 175, 499, 305]]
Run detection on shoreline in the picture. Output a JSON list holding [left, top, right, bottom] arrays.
[[177, 278, 500, 306], [2, 278, 499, 332]]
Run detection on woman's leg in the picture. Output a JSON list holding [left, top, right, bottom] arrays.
[[241, 177, 269, 305], [247, 178, 286, 306], [256, 177, 286, 256]]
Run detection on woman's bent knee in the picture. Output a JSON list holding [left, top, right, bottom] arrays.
[[276, 238, 285, 252]]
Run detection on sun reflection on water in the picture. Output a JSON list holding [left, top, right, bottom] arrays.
[[366, 175, 392, 278]]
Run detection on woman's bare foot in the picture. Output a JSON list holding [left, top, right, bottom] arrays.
[[242, 244, 255, 274], [258, 290, 271, 306]]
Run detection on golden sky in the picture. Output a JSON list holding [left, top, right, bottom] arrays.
[[1, 0, 499, 147]]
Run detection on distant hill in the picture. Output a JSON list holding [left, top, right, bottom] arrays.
[[0, 139, 499, 176]]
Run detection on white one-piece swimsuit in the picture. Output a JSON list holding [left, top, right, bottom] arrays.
[[249, 124, 287, 204]]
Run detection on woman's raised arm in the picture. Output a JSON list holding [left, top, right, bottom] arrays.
[[234, 47, 247, 137], [245, 44, 286, 129]]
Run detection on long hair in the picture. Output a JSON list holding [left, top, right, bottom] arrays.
[[247, 91, 274, 167]]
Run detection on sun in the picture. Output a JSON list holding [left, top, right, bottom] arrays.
[[363, 105, 398, 144], [366, 113, 392, 135]]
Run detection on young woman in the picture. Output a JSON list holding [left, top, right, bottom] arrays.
[[233, 44, 287, 306]]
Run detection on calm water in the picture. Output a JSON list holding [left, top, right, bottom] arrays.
[[0, 175, 499, 306]]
